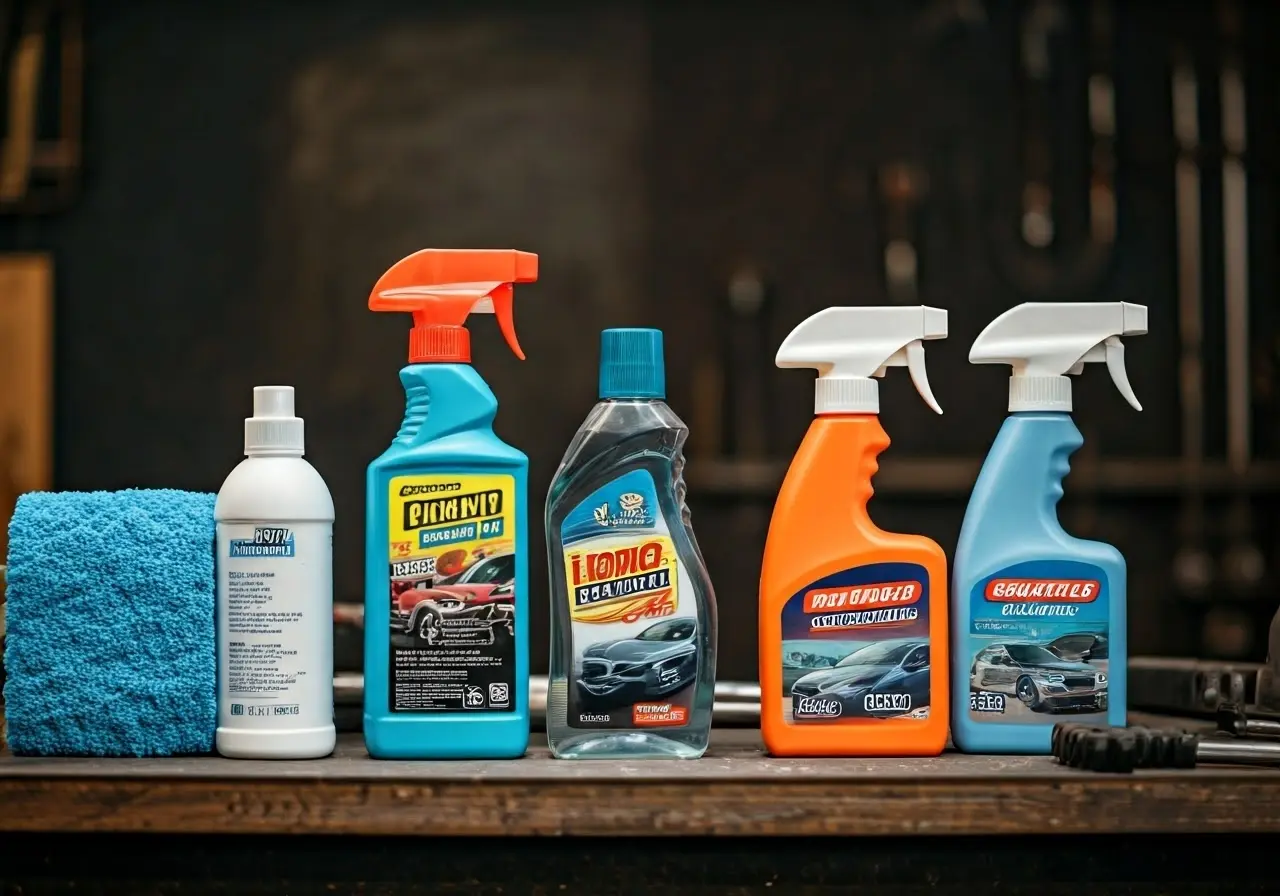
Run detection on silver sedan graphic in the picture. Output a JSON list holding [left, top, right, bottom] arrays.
[[970, 642, 1107, 713]]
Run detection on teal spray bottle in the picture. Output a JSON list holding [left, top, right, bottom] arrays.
[[544, 329, 718, 759], [363, 248, 538, 759], [951, 301, 1147, 754]]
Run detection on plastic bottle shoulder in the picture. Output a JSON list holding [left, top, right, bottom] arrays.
[[370, 427, 527, 470], [956, 413, 1122, 571], [216, 456, 335, 522]]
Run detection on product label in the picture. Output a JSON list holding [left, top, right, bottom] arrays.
[[216, 521, 333, 729], [562, 469, 696, 729], [965, 560, 1110, 724], [780, 562, 932, 724], [387, 473, 517, 713]]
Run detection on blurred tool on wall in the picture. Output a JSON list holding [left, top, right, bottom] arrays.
[[1212, 0, 1265, 653], [987, 0, 1116, 299], [1171, 47, 1212, 608], [688, 264, 778, 576], [0, 0, 82, 213], [877, 163, 927, 306], [722, 265, 776, 553]]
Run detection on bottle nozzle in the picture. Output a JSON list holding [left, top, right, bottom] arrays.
[[369, 249, 538, 364], [969, 301, 1148, 412], [245, 385, 304, 456], [776, 305, 948, 415], [253, 385, 295, 418]]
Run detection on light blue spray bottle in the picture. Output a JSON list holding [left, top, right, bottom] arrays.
[[362, 248, 538, 759], [951, 302, 1147, 754]]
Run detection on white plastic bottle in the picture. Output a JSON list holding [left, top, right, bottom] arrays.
[[215, 385, 336, 759]]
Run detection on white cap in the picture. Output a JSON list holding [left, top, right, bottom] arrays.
[[969, 302, 1148, 412], [244, 386, 305, 456], [776, 306, 948, 415]]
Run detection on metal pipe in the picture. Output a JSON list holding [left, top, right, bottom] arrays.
[[1197, 737, 1280, 766], [337, 672, 765, 722]]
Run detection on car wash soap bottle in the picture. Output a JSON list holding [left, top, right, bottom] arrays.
[[545, 328, 717, 759], [760, 306, 950, 757], [363, 248, 537, 760], [951, 302, 1147, 755], [216, 386, 336, 760]]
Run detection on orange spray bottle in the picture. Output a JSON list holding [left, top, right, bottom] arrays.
[[760, 306, 950, 756]]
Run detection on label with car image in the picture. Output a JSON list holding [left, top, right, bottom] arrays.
[[966, 559, 1110, 724], [562, 469, 695, 729], [781, 562, 932, 724], [387, 473, 516, 713]]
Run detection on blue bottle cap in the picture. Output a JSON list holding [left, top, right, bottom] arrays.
[[599, 328, 665, 400]]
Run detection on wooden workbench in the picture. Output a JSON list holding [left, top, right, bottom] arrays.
[[2, 729, 1277, 893], [1, 728, 1276, 837]]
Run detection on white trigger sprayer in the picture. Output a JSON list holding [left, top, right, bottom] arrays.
[[968, 302, 1148, 412], [776, 306, 949, 415]]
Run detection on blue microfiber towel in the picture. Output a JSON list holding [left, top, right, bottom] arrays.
[[3, 488, 217, 756]]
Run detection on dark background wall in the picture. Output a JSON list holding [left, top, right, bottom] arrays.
[[3, 0, 1279, 682]]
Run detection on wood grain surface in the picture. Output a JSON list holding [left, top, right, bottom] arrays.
[[1, 730, 1276, 837]]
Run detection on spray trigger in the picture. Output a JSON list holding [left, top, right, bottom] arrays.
[[368, 249, 537, 364], [906, 340, 942, 414], [968, 301, 1147, 413], [482, 283, 523, 360], [1104, 336, 1141, 411], [776, 305, 947, 415], [875, 340, 942, 414]]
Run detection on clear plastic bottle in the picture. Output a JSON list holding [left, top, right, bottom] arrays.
[[545, 329, 717, 759]]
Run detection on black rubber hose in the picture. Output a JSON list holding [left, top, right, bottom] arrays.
[[1052, 723, 1200, 773]]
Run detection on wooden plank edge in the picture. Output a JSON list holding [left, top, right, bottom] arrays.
[[0, 776, 1276, 837]]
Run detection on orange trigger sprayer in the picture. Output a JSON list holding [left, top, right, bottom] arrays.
[[368, 248, 539, 364]]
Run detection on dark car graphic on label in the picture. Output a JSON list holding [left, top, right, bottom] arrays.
[[1045, 631, 1109, 663], [789, 639, 930, 720], [782, 652, 840, 693], [576, 617, 697, 709], [970, 642, 1107, 713]]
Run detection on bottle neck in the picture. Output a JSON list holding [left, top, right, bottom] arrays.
[[395, 363, 497, 446], [972, 413, 1082, 532], [815, 377, 878, 414], [244, 417, 304, 455], [1008, 374, 1072, 412], [409, 324, 471, 364], [783, 415, 889, 529]]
